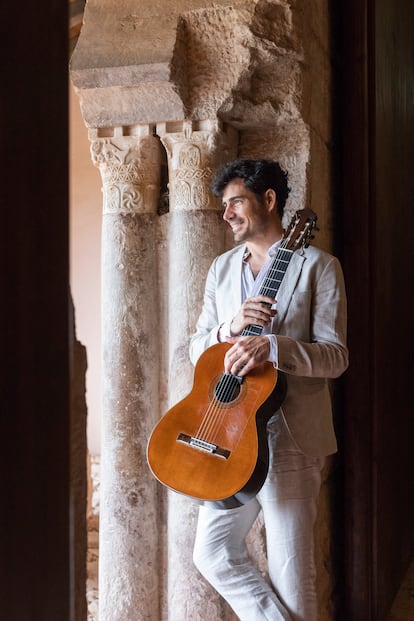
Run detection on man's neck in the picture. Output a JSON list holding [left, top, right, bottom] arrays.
[[245, 233, 283, 276], [246, 232, 283, 262]]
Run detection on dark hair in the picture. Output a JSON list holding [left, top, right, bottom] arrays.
[[211, 159, 290, 219]]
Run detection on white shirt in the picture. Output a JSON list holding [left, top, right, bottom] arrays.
[[218, 240, 281, 364]]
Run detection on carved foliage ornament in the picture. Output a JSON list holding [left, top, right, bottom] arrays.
[[90, 138, 159, 215], [157, 120, 238, 212], [171, 144, 212, 210]]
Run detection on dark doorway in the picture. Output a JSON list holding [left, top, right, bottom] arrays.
[[337, 0, 414, 619], [0, 2, 71, 620]]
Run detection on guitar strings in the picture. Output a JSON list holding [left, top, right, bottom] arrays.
[[195, 374, 237, 443], [194, 242, 293, 445]]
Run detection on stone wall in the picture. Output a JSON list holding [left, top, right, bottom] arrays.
[[71, 1, 337, 619], [70, 296, 88, 621]]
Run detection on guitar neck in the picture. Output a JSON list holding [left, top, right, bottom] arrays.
[[241, 246, 293, 337]]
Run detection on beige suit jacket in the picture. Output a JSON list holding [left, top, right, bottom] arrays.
[[189, 243, 349, 457]]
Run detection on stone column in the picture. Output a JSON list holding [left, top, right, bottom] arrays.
[[157, 120, 237, 621], [90, 125, 162, 621]]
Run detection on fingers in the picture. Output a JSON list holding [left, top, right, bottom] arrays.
[[224, 343, 247, 376], [252, 295, 276, 306], [224, 336, 270, 376], [244, 296, 276, 317], [230, 296, 277, 335]]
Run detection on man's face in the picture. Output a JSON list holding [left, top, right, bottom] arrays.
[[221, 178, 269, 243]]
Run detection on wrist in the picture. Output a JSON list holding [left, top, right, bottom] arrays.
[[230, 318, 239, 336]]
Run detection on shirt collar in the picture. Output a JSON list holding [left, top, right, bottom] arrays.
[[242, 238, 283, 262]]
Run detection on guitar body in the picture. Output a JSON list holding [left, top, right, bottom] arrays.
[[147, 342, 286, 508]]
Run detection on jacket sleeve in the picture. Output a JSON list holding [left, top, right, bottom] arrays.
[[276, 256, 349, 379], [189, 257, 222, 366]]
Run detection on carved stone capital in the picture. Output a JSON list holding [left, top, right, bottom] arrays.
[[157, 120, 237, 211], [89, 126, 161, 215]]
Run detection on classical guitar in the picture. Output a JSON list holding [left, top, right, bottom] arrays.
[[147, 208, 318, 508]]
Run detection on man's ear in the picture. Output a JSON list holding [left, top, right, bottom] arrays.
[[264, 188, 277, 213]]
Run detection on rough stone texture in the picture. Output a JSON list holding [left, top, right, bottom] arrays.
[[86, 454, 100, 621], [164, 209, 232, 621], [71, 1, 305, 130], [95, 132, 163, 621], [158, 121, 237, 620], [179, 3, 302, 125], [238, 125, 310, 230], [70, 295, 88, 621], [71, 0, 250, 126], [99, 214, 161, 621], [71, 1, 337, 619], [299, 0, 334, 252]]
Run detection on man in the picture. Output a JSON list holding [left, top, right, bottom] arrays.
[[189, 159, 348, 620]]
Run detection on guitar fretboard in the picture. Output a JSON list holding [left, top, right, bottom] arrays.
[[241, 247, 293, 337]]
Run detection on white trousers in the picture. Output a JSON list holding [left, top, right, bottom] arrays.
[[193, 412, 325, 621]]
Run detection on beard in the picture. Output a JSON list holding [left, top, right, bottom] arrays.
[[229, 216, 268, 243]]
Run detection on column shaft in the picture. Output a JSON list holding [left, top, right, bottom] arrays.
[[158, 120, 237, 621], [91, 127, 162, 621]]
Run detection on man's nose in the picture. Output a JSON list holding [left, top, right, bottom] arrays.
[[222, 204, 233, 221]]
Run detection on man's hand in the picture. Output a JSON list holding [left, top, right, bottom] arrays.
[[230, 295, 277, 336], [224, 335, 271, 377]]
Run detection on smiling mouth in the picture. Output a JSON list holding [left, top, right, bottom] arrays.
[[230, 220, 244, 230]]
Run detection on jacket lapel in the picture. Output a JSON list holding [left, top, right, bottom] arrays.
[[225, 245, 306, 333], [229, 245, 244, 313], [271, 250, 306, 333]]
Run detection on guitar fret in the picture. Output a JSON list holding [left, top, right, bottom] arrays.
[[267, 271, 286, 280], [270, 258, 291, 265], [242, 324, 262, 337], [262, 286, 279, 296], [264, 278, 285, 289]]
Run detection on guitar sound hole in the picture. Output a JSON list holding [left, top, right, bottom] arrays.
[[214, 373, 242, 403]]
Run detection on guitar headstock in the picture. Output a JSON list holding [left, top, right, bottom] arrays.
[[283, 208, 318, 251]]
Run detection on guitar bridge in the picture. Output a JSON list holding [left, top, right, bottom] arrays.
[[177, 433, 230, 459]]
